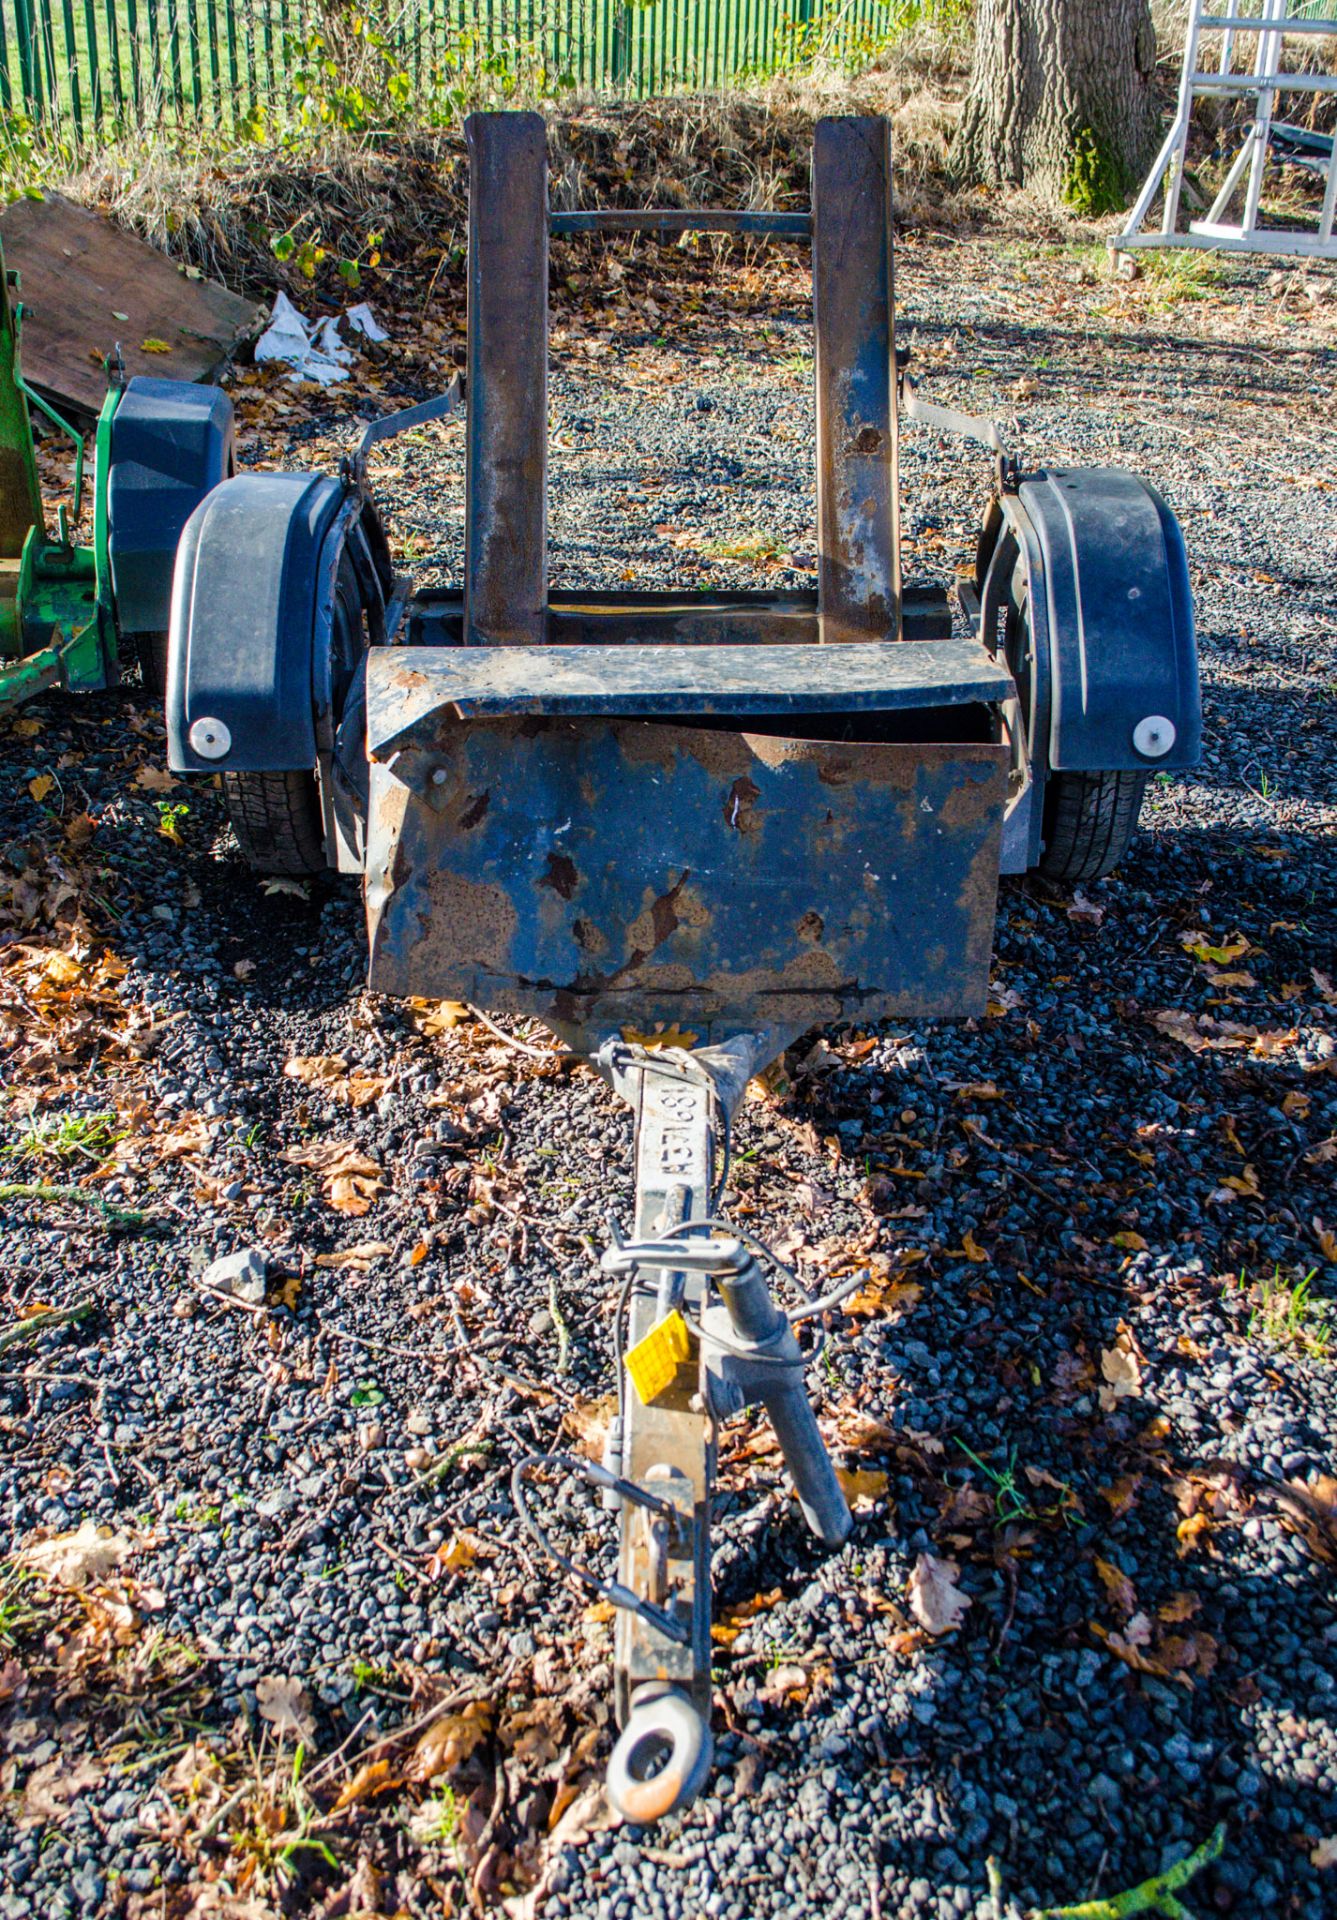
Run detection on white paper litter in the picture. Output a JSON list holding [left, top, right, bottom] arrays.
[[254, 291, 389, 386], [346, 302, 389, 343]]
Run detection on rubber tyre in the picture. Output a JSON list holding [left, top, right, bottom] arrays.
[[136, 631, 170, 699], [222, 769, 326, 875], [1038, 769, 1148, 885]]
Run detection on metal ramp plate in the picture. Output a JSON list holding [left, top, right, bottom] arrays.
[[365, 701, 1008, 1044], [366, 639, 1012, 752]]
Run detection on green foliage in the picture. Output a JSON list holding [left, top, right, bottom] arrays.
[[741, 0, 970, 83], [260, 13, 574, 146], [1033, 1821, 1226, 1919], [0, 1564, 46, 1650], [1140, 250, 1224, 313], [0, 111, 58, 203], [1240, 1263, 1331, 1361], [955, 1439, 1036, 1525], [9, 1108, 124, 1166]]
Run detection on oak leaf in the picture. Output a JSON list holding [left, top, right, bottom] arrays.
[[282, 1139, 385, 1215], [1098, 1325, 1143, 1411], [18, 1520, 132, 1589], [331, 1757, 397, 1811], [1093, 1556, 1137, 1620], [835, 1467, 890, 1512]]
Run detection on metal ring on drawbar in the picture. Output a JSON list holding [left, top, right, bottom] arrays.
[[606, 1686, 713, 1825]]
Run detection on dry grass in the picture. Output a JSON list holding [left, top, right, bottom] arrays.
[[57, 14, 979, 300], [53, 5, 1337, 307]]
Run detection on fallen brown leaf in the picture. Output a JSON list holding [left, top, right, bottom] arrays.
[[284, 1054, 349, 1087], [834, 1467, 890, 1512], [18, 1520, 132, 1589], [410, 1700, 492, 1782], [1093, 1555, 1137, 1619], [313, 1241, 394, 1272], [330, 1757, 398, 1812], [907, 1553, 971, 1636], [1098, 1324, 1143, 1411], [282, 1139, 385, 1215], [255, 1674, 316, 1745]]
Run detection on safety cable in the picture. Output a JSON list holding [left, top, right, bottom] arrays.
[[510, 1452, 692, 1644]]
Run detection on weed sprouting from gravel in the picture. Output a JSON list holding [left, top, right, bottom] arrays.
[[1240, 1263, 1332, 1362], [8, 1108, 124, 1167]]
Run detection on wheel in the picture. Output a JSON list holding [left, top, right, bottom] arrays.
[[211, 495, 385, 877], [1038, 769, 1147, 884], [221, 769, 326, 875], [994, 563, 1147, 886], [135, 631, 169, 699]]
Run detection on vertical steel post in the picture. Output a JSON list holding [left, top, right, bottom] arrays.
[[463, 111, 549, 647], [812, 115, 901, 644]]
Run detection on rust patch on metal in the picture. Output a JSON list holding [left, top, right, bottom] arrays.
[[573, 917, 608, 957], [539, 850, 579, 899], [624, 872, 697, 960], [421, 868, 518, 975], [617, 1765, 690, 1827], [940, 766, 1002, 830], [724, 775, 761, 833], [458, 789, 491, 830]]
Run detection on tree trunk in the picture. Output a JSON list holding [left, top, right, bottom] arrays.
[[950, 0, 1160, 214]]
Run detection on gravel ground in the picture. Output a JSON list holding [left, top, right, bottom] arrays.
[[1, 231, 1335, 1920]]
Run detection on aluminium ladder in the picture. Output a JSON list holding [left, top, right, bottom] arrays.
[[1117, 0, 1337, 260]]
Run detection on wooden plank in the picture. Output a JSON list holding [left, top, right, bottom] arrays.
[[0, 194, 260, 414]]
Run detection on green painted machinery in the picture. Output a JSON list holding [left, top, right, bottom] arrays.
[[0, 241, 235, 716]]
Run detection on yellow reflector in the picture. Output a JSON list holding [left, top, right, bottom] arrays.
[[624, 1309, 692, 1406]]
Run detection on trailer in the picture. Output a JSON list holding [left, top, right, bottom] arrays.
[[165, 113, 1200, 1822], [0, 241, 233, 715]]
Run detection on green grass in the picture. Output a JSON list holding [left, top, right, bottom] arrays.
[[1140, 250, 1224, 312], [702, 532, 792, 566], [955, 1439, 1035, 1525], [1241, 1264, 1331, 1362], [7, 1109, 123, 1166], [412, 1783, 462, 1849], [172, 1496, 223, 1527], [0, 1564, 47, 1650]]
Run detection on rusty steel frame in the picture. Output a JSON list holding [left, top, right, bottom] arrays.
[[408, 581, 955, 650], [360, 111, 1018, 1822], [464, 112, 549, 648], [364, 705, 1008, 1047], [459, 109, 904, 654], [812, 117, 901, 646]]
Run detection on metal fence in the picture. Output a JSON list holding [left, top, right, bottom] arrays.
[[0, 0, 909, 143]]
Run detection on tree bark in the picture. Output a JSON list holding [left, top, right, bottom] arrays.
[[950, 0, 1160, 213]]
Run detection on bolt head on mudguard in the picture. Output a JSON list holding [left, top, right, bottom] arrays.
[[1132, 714, 1176, 758], [188, 716, 232, 759]]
